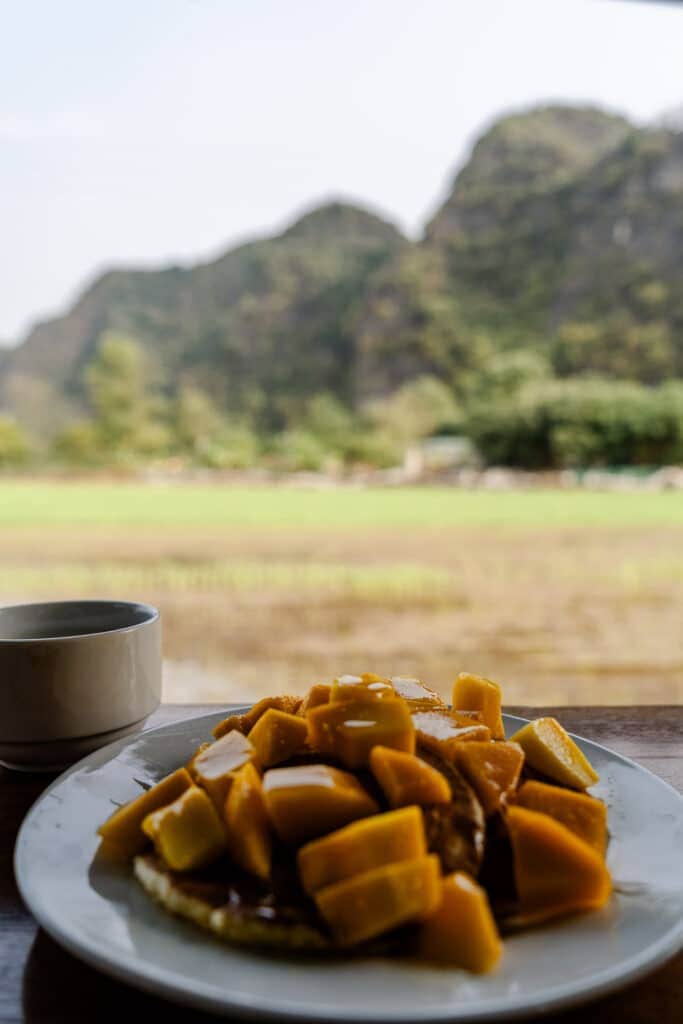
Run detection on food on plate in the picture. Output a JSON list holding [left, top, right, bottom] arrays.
[[420, 871, 502, 973], [97, 766, 193, 855], [262, 763, 378, 843], [453, 673, 505, 741], [142, 785, 228, 871], [506, 805, 611, 924], [515, 780, 608, 856], [298, 806, 426, 895], [509, 717, 600, 789], [315, 853, 442, 946], [98, 671, 609, 972], [247, 708, 308, 768], [190, 731, 254, 808], [369, 746, 451, 807], [453, 741, 524, 817]]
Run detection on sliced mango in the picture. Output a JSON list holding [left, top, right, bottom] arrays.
[[412, 709, 491, 761], [142, 785, 227, 871], [329, 673, 395, 704], [191, 731, 255, 808], [421, 872, 502, 973], [298, 806, 426, 895], [369, 746, 451, 807], [454, 741, 524, 816], [509, 717, 599, 790], [516, 780, 607, 856], [248, 708, 308, 767], [213, 695, 302, 739], [299, 683, 332, 713], [507, 805, 611, 923], [225, 761, 271, 880], [315, 854, 441, 947], [452, 673, 505, 740], [262, 764, 378, 844], [307, 697, 414, 769], [97, 767, 193, 856], [390, 676, 445, 712]]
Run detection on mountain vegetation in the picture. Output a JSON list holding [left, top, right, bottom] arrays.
[[2, 104, 683, 469]]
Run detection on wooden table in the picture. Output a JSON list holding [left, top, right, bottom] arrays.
[[2, 705, 681, 1024]]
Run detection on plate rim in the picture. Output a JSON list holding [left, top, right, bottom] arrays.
[[15, 709, 683, 1023]]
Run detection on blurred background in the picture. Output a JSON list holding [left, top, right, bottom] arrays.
[[1, 0, 682, 705]]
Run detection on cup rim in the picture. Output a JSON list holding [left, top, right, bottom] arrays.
[[0, 599, 160, 644]]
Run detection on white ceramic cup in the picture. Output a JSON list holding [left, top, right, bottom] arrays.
[[0, 600, 161, 772]]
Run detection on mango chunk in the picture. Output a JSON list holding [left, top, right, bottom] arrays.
[[262, 764, 378, 844], [213, 695, 302, 739], [142, 785, 228, 871], [298, 806, 426, 895], [315, 854, 441, 947], [97, 767, 193, 856], [390, 676, 445, 712], [421, 872, 502, 973], [330, 673, 395, 704], [516, 780, 607, 856], [191, 731, 255, 808], [248, 708, 308, 767], [307, 697, 414, 769], [369, 746, 451, 807], [225, 761, 271, 880], [507, 805, 611, 923], [299, 683, 332, 713], [452, 673, 505, 740], [509, 717, 599, 790], [454, 741, 524, 816], [412, 709, 490, 761]]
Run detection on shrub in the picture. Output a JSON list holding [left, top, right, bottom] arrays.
[[465, 377, 683, 468], [0, 416, 31, 467]]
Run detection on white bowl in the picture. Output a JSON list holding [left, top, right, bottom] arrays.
[[0, 599, 161, 771]]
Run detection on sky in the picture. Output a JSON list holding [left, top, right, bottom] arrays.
[[1, 0, 682, 344]]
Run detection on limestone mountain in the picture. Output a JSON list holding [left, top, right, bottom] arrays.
[[3, 104, 683, 436]]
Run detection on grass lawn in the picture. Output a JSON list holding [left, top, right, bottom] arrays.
[[0, 478, 680, 705], [0, 479, 682, 527]]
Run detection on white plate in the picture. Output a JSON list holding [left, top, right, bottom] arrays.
[[15, 711, 683, 1022]]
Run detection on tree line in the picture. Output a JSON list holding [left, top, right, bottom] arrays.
[[1, 331, 683, 471]]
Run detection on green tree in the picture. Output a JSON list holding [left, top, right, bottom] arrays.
[[0, 416, 31, 466], [174, 385, 224, 457], [85, 332, 150, 457], [368, 376, 461, 446], [53, 421, 100, 465]]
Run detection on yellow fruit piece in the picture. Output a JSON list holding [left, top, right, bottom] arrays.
[[307, 697, 415, 769], [225, 761, 271, 880], [421, 872, 502, 973], [299, 683, 332, 713], [329, 673, 395, 704], [315, 854, 441, 947], [298, 806, 426, 895], [509, 717, 599, 790], [248, 708, 308, 767], [452, 673, 505, 740], [213, 695, 302, 739], [507, 805, 611, 923], [454, 741, 524, 816], [369, 746, 451, 807], [97, 767, 193, 856], [516, 780, 607, 856], [390, 677, 445, 712], [142, 785, 228, 871], [262, 764, 378, 844], [191, 731, 255, 808], [412, 709, 491, 761]]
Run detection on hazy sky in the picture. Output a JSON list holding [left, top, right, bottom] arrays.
[[2, 0, 682, 343]]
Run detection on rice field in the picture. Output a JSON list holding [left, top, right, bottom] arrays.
[[0, 479, 681, 706]]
